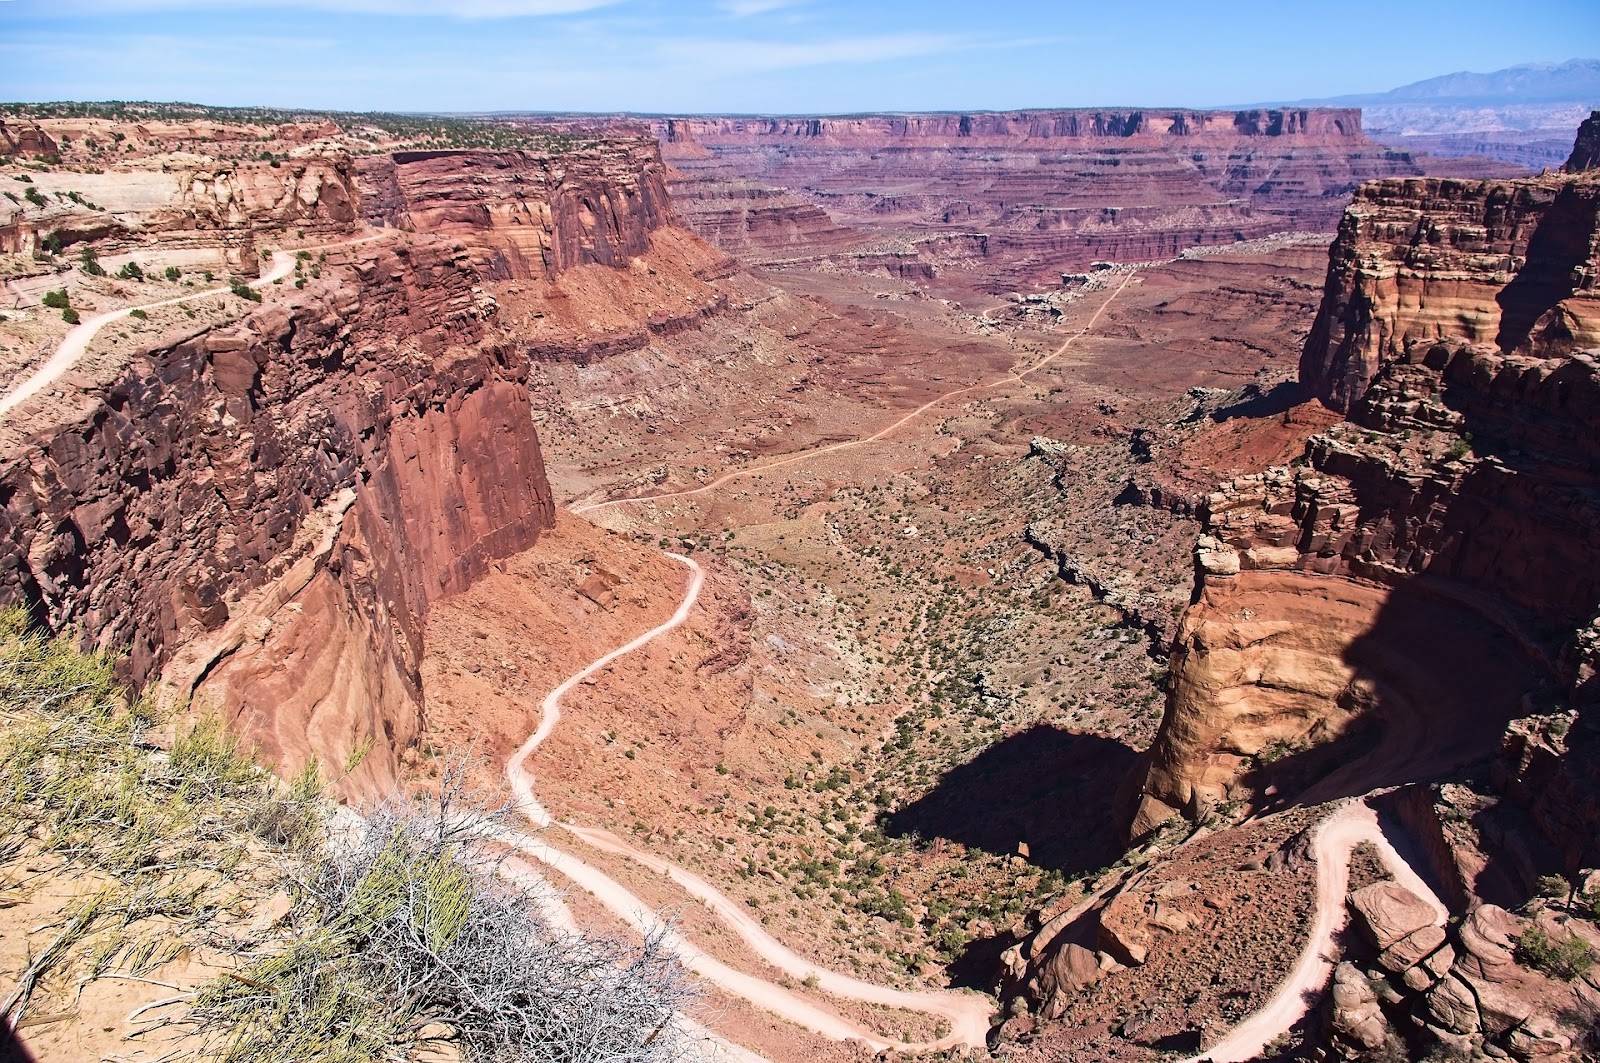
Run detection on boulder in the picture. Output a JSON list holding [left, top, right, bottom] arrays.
[[1330, 962, 1388, 1050], [1349, 881, 1438, 950], [1044, 942, 1103, 994], [1457, 904, 1521, 983], [1424, 974, 1481, 1036], [1378, 923, 1447, 972]]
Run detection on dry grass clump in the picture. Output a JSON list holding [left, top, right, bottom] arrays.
[[0, 608, 695, 1062], [196, 786, 696, 1063]]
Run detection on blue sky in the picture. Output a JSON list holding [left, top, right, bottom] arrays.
[[2, 0, 1597, 113]]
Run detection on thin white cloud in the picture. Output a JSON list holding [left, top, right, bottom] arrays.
[[716, 0, 801, 16], [658, 32, 978, 75], [6, 0, 624, 17]]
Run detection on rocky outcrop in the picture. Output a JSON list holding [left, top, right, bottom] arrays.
[[0, 237, 552, 794], [0, 119, 58, 158], [356, 141, 674, 281], [1300, 172, 1600, 413], [1565, 111, 1600, 172], [1129, 129, 1600, 842]]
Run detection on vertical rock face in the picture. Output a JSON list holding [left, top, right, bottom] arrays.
[[1300, 172, 1600, 414], [1128, 125, 1600, 845], [0, 136, 695, 793], [0, 237, 553, 793], [356, 141, 675, 280], [1565, 110, 1600, 172]]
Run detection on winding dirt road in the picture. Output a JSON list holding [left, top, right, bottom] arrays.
[[502, 552, 992, 1053], [1179, 800, 1448, 1063], [500, 278, 1148, 1053], [0, 232, 390, 420]]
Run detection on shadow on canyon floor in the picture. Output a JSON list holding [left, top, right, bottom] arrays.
[[883, 725, 1137, 877]]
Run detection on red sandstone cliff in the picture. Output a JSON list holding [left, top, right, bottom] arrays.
[[0, 134, 708, 795], [1127, 138, 1600, 865], [647, 108, 1489, 289]]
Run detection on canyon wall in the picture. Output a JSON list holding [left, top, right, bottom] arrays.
[[1300, 173, 1600, 413], [647, 108, 1520, 289], [0, 136, 697, 794], [356, 139, 675, 280], [1127, 154, 1600, 858]]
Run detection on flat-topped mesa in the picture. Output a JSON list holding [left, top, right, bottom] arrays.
[[356, 138, 676, 280], [1301, 119, 1600, 414], [662, 107, 1366, 147]]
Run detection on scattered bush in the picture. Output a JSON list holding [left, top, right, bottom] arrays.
[[1517, 926, 1595, 980], [23, 185, 46, 208], [129, 309, 147, 320], [229, 276, 263, 303], [61, 308, 80, 325], [116, 261, 144, 281], [41, 289, 70, 310], [164, 265, 182, 282], [80, 246, 106, 276]]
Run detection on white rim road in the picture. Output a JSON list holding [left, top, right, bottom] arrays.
[[1179, 800, 1449, 1063], [0, 232, 391, 420], [503, 553, 993, 1053]]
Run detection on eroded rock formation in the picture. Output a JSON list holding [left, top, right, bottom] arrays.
[[0, 131, 716, 795], [1131, 156, 1600, 840]]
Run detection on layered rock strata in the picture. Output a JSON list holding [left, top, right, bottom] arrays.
[[649, 109, 1516, 289], [1129, 146, 1600, 859], [0, 134, 705, 794]]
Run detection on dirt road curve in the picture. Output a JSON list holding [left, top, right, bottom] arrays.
[[0, 233, 390, 420], [1180, 801, 1449, 1063], [503, 552, 993, 1054]]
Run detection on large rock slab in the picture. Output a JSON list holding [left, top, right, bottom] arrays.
[[1349, 880, 1437, 950]]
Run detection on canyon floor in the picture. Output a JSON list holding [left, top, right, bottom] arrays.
[[408, 242, 1352, 1057]]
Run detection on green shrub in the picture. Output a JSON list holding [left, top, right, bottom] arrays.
[[1517, 926, 1595, 980], [229, 276, 263, 303], [23, 185, 46, 207], [164, 265, 181, 282], [116, 261, 144, 281], [80, 247, 106, 276], [129, 308, 147, 320], [61, 308, 80, 325], [41, 289, 70, 309]]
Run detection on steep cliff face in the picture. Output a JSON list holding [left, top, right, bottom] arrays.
[[0, 236, 553, 793], [356, 141, 676, 281], [1565, 110, 1600, 172], [1128, 148, 1600, 850], [1300, 173, 1600, 413], [662, 108, 1368, 147], [0, 130, 715, 794]]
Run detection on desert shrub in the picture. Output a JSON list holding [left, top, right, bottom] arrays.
[[0, 609, 694, 1062], [1517, 926, 1595, 980], [116, 261, 144, 281], [229, 276, 263, 303], [164, 265, 182, 282], [61, 308, 79, 325], [80, 246, 106, 276], [194, 789, 695, 1063], [23, 185, 46, 207], [41, 289, 69, 309], [129, 308, 147, 320]]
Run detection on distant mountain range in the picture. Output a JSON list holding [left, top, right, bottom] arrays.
[[1287, 58, 1600, 136]]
